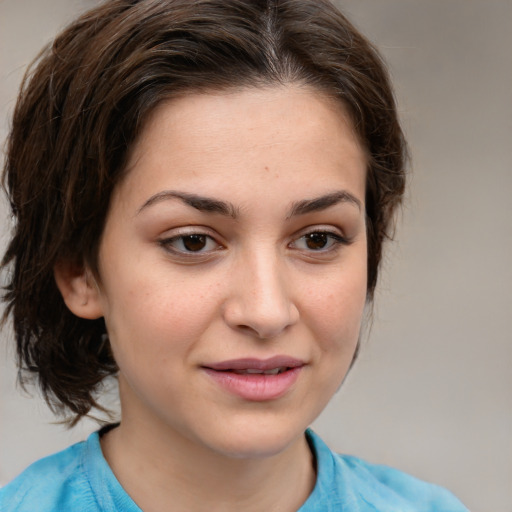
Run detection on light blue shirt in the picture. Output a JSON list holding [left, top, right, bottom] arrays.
[[0, 429, 468, 511]]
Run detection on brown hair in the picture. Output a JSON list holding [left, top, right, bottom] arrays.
[[2, 0, 407, 424]]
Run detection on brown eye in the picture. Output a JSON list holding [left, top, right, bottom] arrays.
[[290, 230, 347, 252], [305, 233, 329, 250], [182, 234, 207, 252], [160, 233, 220, 255]]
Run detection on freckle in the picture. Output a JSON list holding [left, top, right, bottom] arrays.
[[264, 166, 269, 171]]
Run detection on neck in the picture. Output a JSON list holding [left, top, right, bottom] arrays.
[[101, 414, 316, 512]]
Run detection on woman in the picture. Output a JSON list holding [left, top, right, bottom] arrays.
[[0, 0, 468, 510]]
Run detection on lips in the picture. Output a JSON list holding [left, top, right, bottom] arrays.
[[204, 356, 304, 372], [202, 356, 304, 401], [231, 367, 287, 375]]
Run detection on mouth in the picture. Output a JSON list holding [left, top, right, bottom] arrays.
[[229, 367, 289, 375], [203, 356, 304, 373], [201, 357, 305, 401]]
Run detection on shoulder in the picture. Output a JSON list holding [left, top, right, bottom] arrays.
[[0, 434, 99, 512], [337, 454, 468, 511], [303, 430, 469, 512]]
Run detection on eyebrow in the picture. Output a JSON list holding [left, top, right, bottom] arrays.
[[287, 191, 362, 218], [138, 190, 239, 218], [137, 189, 361, 218]]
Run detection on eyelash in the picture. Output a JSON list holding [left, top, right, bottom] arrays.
[[158, 228, 350, 258], [158, 232, 223, 256], [290, 230, 349, 252]]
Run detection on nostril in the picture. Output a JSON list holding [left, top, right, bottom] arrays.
[[235, 324, 257, 335], [235, 323, 275, 339], [229, 313, 297, 340]]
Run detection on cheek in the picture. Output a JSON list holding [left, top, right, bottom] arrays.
[[304, 264, 367, 355], [102, 271, 223, 363]]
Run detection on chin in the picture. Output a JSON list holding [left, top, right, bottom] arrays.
[[193, 415, 310, 460]]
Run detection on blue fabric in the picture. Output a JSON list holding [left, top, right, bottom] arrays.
[[0, 429, 468, 511]]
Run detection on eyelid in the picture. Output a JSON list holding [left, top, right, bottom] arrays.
[[289, 226, 352, 253], [159, 225, 218, 238], [158, 227, 225, 257], [293, 225, 350, 242]]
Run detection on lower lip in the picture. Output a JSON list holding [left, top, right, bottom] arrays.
[[203, 367, 302, 401]]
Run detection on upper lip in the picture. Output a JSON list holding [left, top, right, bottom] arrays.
[[203, 356, 305, 371]]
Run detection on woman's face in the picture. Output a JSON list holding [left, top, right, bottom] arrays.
[[94, 86, 367, 457]]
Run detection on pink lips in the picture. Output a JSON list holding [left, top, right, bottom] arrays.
[[202, 356, 304, 401]]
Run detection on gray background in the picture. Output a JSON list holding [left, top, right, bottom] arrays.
[[1, 1, 511, 511]]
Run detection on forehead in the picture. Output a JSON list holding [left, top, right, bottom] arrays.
[[116, 85, 367, 208]]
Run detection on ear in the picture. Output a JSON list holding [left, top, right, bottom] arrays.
[[54, 261, 104, 320]]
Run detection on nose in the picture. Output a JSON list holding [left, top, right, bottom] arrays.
[[222, 252, 299, 339]]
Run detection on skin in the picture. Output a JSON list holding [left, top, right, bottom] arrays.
[[57, 85, 368, 511]]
